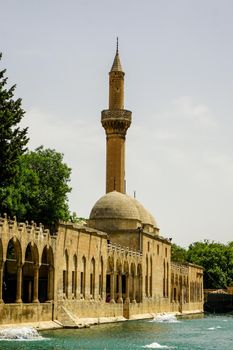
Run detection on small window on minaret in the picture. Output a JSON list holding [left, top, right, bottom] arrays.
[[148, 242, 150, 252]]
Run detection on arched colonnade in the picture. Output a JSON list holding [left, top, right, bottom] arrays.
[[0, 237, 54, 304], [106, 255, 143, 304]]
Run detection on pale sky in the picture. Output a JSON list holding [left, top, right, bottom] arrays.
[[1, 0, 233, 246]]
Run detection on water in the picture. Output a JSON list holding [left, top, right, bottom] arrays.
[[0, 314, 233, 350]]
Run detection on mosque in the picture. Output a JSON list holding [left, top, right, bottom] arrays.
[[0, 44, 203, 326]]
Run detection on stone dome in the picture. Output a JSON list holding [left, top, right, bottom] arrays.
[[149, 212, 157, 228], [132, 198, 155, 227], [89, 191, 158, 229], [89, 191, 140, 221]]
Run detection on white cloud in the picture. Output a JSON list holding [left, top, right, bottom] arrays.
[[172, 96, 217, 128]]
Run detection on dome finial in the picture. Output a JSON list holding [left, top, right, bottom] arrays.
[[116, 37, 119, 54]]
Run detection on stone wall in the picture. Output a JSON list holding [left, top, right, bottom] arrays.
[[0, 303, 53, 325]]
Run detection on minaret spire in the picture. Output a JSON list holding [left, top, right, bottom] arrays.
[[101, 43, 132, 194], [116, 37, 119, 54], [110, 38, 123, 73]]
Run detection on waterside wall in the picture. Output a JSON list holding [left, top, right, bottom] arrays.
[[0, 217, 204, 326]]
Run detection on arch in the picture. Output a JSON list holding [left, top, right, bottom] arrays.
[[137, 263, 142, 276], [163, 259, 166, 297], [99, 256, 104, 298], [116, 258, 122, 273], [145, 256, 149, 297], [106, 256, 114, 301], [123, 260, 129, 274], [62, 250, 69, 298], [171, 272, 174, 302], [80, 256, 86, 298], [130, 262, 136, 276], [171, 272, 174, 283], [22, 242, 39, 303], [178, 275, 183, 302], [3, 238, 22, 303], [39, 246, 54, 302], [166, 261, 169, 298], [90, 258, 95, 298], [72, 254, 77, 298], [107, 256, 114, 272], [136, 263, 142, 303], [149, 257, 153, 297]]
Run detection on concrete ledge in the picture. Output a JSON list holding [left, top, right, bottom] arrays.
[[0, 310, 204, 331], [0, 321, 63, 331]]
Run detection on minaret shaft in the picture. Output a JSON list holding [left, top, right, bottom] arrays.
[[109, 71, 124, 109], [106, 134, 125, 193], [101, 44, 132, 194]]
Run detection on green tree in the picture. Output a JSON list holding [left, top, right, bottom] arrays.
[[171, 243, 188, 263], [187, 240, 230, 289], [6, 146, 72, 229], [0, 53, 28, 214]]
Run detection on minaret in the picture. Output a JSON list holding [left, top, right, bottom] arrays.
[[101, 39, 132, 193]]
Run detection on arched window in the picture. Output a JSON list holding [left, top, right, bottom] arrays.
[[90, 258, 95, 299], [171, 273, 174, 302], [72, 255, 77, 298], [145, 256, 148, 297], [106, 256, 114, 301], [150, 257, 153, 297], [99, 256, 104, 298], [163, 260, 166, 297], [62, 250, 69, 298], [39, 246, 54, 302], [166, 262, 169, 298], [137, 263, 142, 303], [80, 256, 86, 298]]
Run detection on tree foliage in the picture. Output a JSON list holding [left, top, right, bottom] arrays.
[[172, 240, 233, 289], [0, 53, 28, 211], [5, 146, 72, 228], [187, 240, 233, 289], [171, 243, 188, 263]]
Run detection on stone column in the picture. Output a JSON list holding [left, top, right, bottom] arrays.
[[125, 274, 130, 303], [110, 272, 115, 303], [16, 264, 22, 303], [67, 267, 73, 299], [138, 274, 142, 302], [117, 273, 123, 303], [102, 265, 106, 302], [33, 265, 39, 303], [47, 266, 54, 301], [179, 285, 183, 313], [132, 274, 136, 304], [0, 263, 3, 303]]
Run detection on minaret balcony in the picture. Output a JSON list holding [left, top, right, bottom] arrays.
[[101, 109, 132, 122], [101, 109, 132, 135]]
